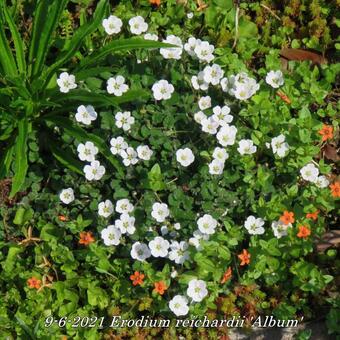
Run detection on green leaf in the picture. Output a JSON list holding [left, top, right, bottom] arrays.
[[10, 118, 29, 197], [28, 0, 69, 78], [42, 0, 108, 88], [50, 88, 150, 108], [15, 315, 35, 340], [0, 140, 14, 179], [0, 13, 17, 76], [147, 163, 166, 191], [44, 116, 124, 176], [48, 141, 83, 175], [76, 38, 175, 71], [1, 3, 26, 74]]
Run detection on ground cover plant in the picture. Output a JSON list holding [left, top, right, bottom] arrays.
[[0, 0, 339, 339]]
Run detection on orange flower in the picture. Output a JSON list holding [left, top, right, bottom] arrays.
[[27, 277, 41, 289], [153, 281, 167, 295], [330, 182, 340, 198], [306, 210, 320, 221], [297, 225, 311, 238], [79, 231, 95, 245], [58, 215, 68, 222], [221, 267, 232, 284], [130, 271, 145, 286], [280, 211, 295, 225], [149, 0, 161, 6], [318, 124, 333, 142], [238, 249, 251, 266]]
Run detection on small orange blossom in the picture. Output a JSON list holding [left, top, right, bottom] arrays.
[[238, 249, 251, 266], [297, 225, 311, 238], [330, 182, 340, 198], [280, 211, 295, 225], [79, 231, 95, 245], [153, 281, 167, 295], [221, 267, 232, 284], [306, 210, 320, 221], [27, 277, 42, 289], [318, 124, 333, 141], [130, 271, 145, 286]]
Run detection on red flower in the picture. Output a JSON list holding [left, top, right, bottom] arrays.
[[238, 249, 251, 266], [130, 271, 145, 286], [221, 267, 232, 284], [27, 277, 41, 289], [306, 210, 319, 221], [79, 231, 95, 245], [280, 211, 295, 225], [330, 182, 340, 198], [297, 225, 311, 238], [153, 281, 167, 295], [318, 125, 333, 142], [149, 0, 161, 6]]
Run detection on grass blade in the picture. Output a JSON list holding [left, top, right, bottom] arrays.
[[28, 0, 69, 78], [76, 38, 174, 71], [9, 118, 29, 197], [44, 116, 124, 176], [1, 2, 26, 74]]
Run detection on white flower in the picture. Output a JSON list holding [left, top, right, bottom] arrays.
[[77, 141, 98, 162], [169, 295, 189, 316], [194, 41, 214, 63], [161, 225, 169, 236], [131, 242, 151, 261], [115, 111, 135, 131], [189, 230, 210, 250], [184, 37, 201, 57], [151, 202, 170, 222], [229, 73, 259, 100], [120, 147, 138, 166], [203, 64, 224, 85], [187, 12, 194, 19], [110, 136, 128, 155], [176, 148, 195, 167], [98, 199, 114, 218], [271, 220, 291, 239], [191, 71, 209, 91], [149, 236, 170, 257], [59, 188, 74, 204], [174, 222, 181, 230], [160, 35, 183, 60], [216, 125, 238, 146], [152, 80, 174, 100], [220, 77, 229, 92], [237, 139, 257, 155], [271, 134, 289, 158], [266, 70, 284, 88], [198, 96, 211, 110], [75, 105, 97, 125], [137, 145, 153, 160], [315, 175, 329, 188], [102, 15, 123, 35], [244, 215, 265, 235], [57, 72, 77, 93], [212, 147, 229, 162], [201, 117, 218, 135], [194, 111, 207, 124], [300, 163, 319, 183], [115, 213, 136, 235], [116, 199, 134, 214], [197, 214, 218, 234], [208, 159, 224, 175], [212, 105, 233, 126], [101, 225, 121, 246], [171, 270, 178, 278], [187, 279, 208, 302], [83, 160, 105, 181], [169, 241, 190, 264], [107, 76, 129, 96], [129, 16, 148, 35], [144, 33, 158, 41]]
